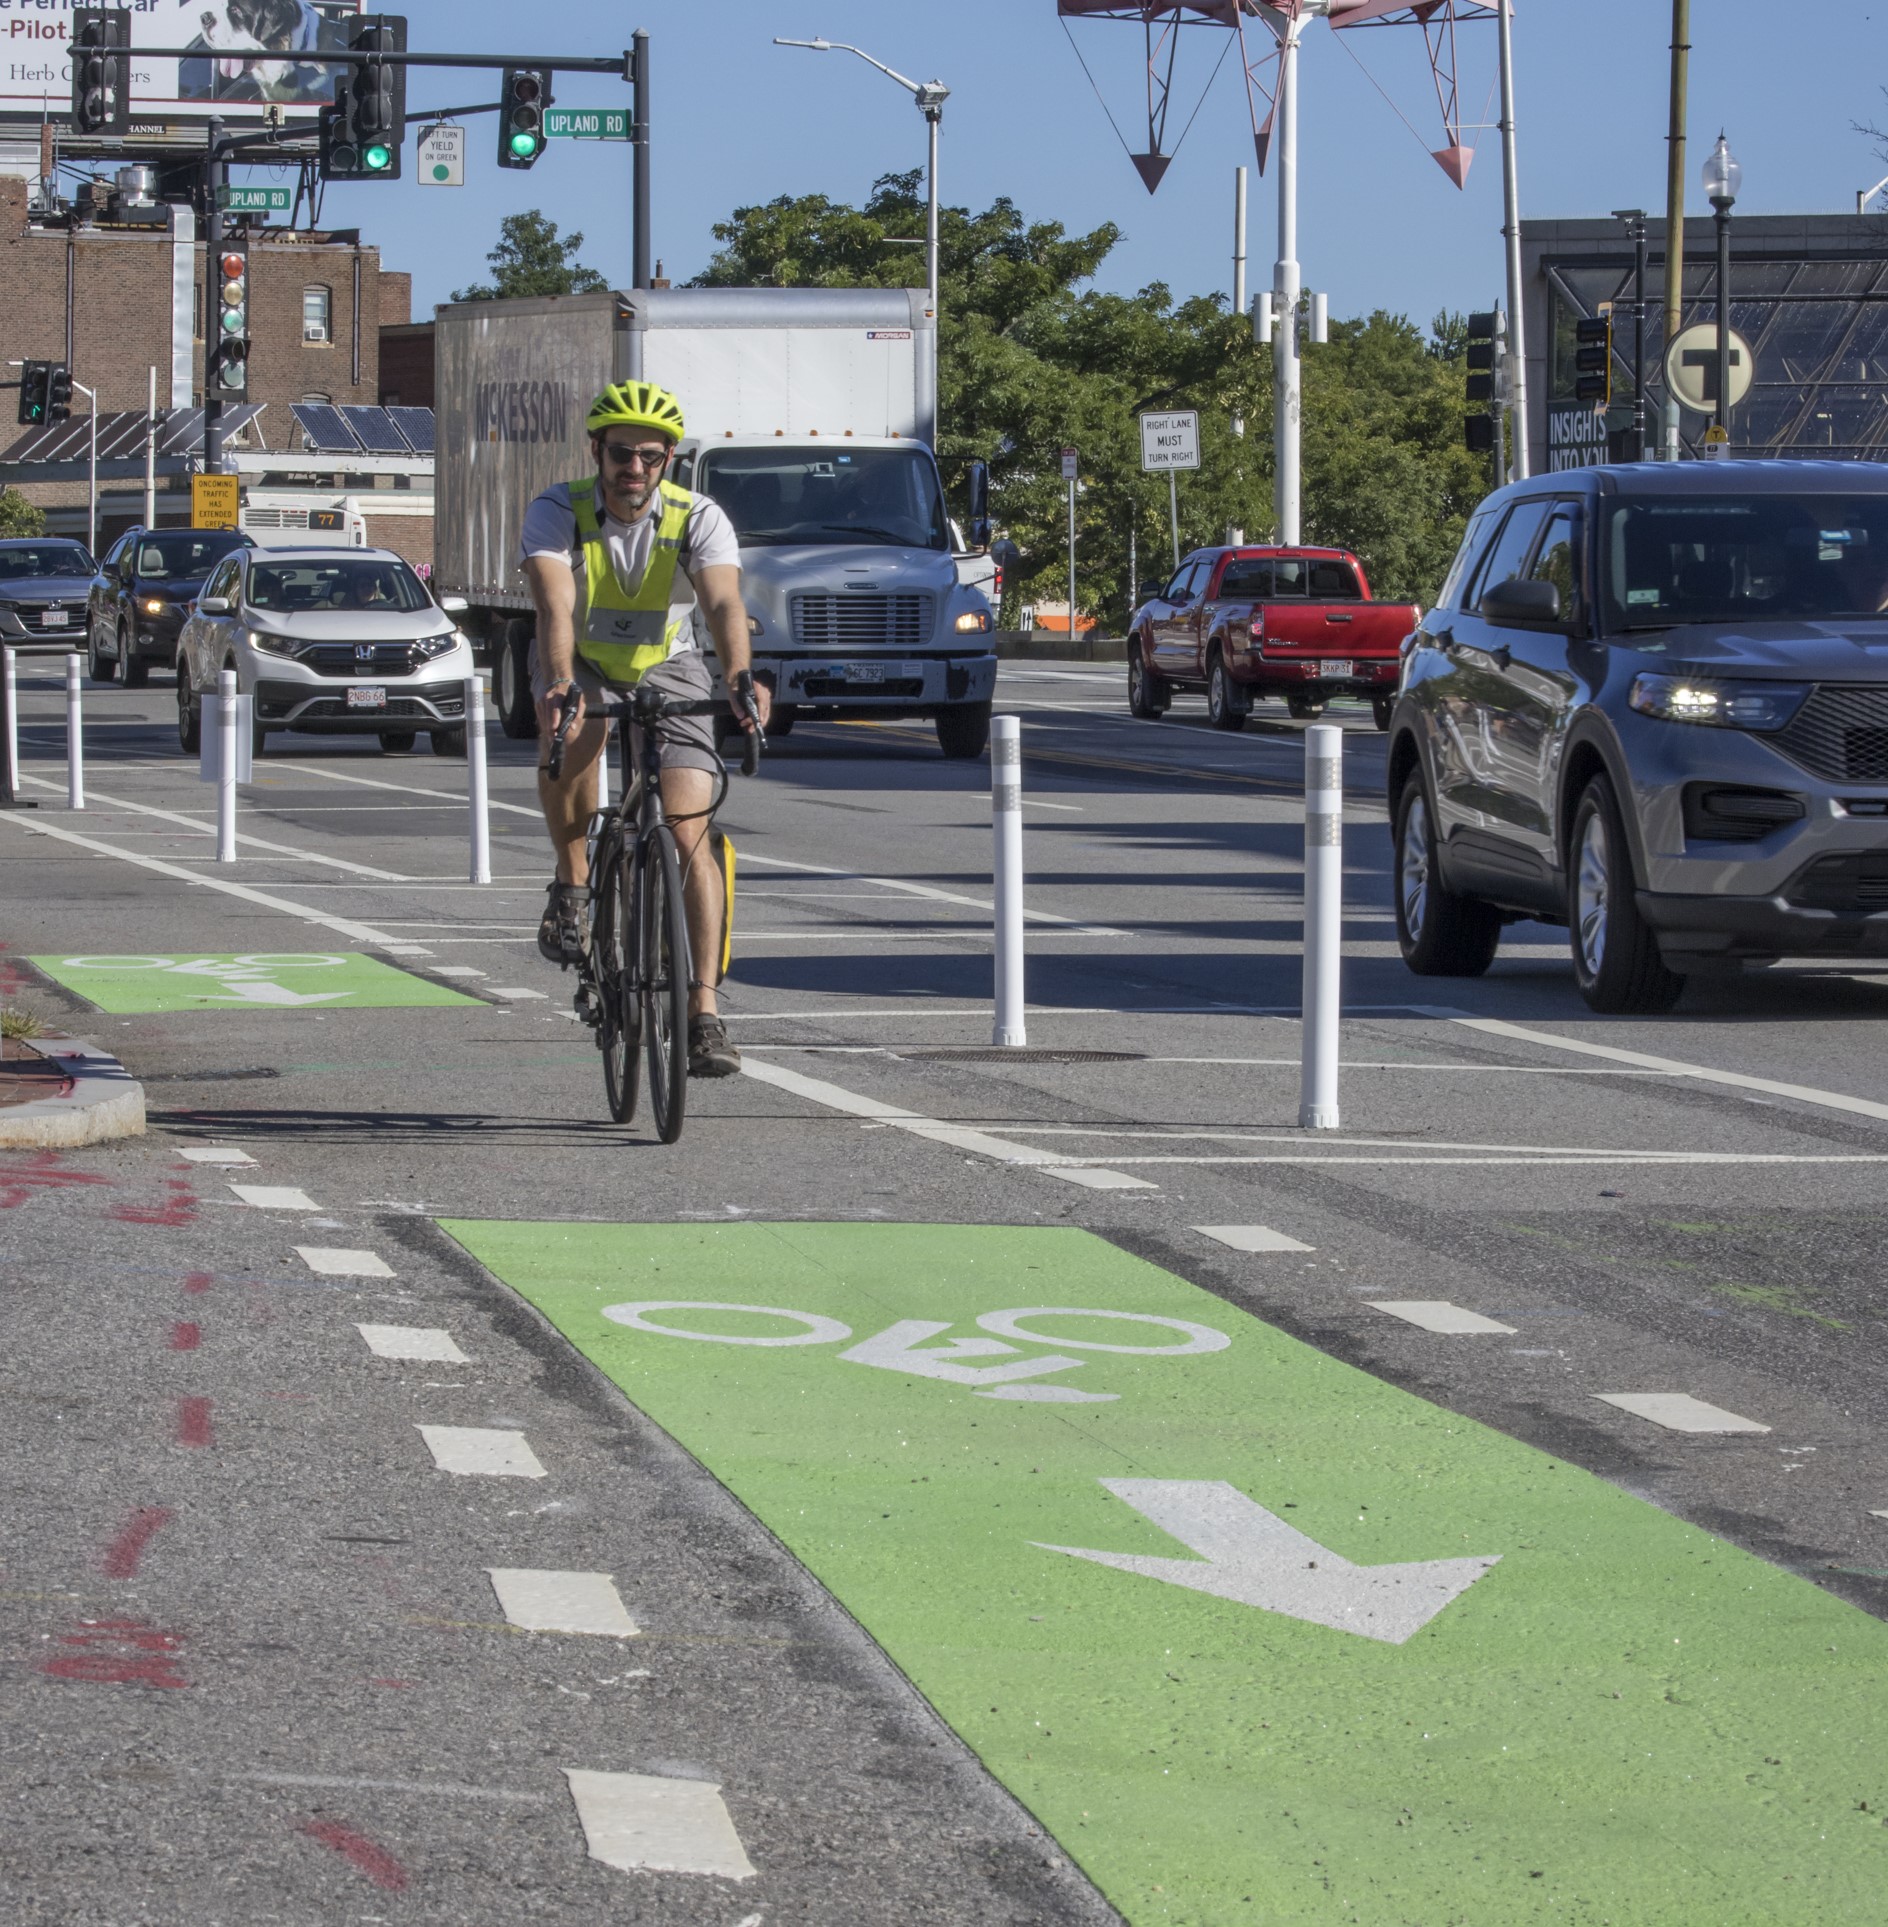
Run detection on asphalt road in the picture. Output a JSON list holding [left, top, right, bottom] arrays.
[[6, 653, 1888, 1924]]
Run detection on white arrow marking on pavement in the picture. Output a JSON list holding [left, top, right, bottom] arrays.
[[1037, 1479, 1499, 1645], [198, 982, 355, 1007]]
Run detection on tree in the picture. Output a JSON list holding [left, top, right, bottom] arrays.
[[0, 488, 45, 537], [453, 211, 609, 303]]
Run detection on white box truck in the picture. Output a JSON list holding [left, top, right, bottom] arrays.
[[434, 287, 999, 758]]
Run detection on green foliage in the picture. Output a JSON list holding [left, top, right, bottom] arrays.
[[0, 1006, 44, 1040], [454, 211, 608, 303], [695, 173, 1490, 624], [0, 488, 46, 538]]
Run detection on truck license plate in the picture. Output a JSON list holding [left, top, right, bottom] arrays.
[[844, 663, 884, 683], [41, 609, 67, 628], [1323, 659, 1353, 679], [346, 685, 388, 709]]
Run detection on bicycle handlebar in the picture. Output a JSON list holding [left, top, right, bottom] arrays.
[[545, 689, 765, 781]]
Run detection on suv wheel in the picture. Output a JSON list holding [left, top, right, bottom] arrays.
[[1372, 696, 1394, 732], [176, 657, 199, 752], [87, 621, 117, 684], [1569, 773, 1685, 1014], [121, 623, 149, 689], [1393, 768, 1501, 976], [1127, 638, 1170, 719], [1206, 652, 1247, 732]]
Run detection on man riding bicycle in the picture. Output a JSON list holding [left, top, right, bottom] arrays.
[[522, 380, 769, 1078]]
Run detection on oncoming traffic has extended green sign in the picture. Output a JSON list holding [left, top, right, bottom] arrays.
[[32, 953, 480, 1014]]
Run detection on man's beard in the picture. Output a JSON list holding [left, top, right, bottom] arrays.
[[604, 471, 660, 518]]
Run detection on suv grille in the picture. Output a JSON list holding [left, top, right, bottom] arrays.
[[297, 642, 423, 679], [7, 602, 79, 636], [791, 593, 933, 649], [1773, 685, 1888, 782], [1785, 854, 1888, 914]]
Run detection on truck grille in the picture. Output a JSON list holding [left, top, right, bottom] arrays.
[[1784, 854, 1888, 913], [791, 593, 933, 649], [1773, 685, 1888, 782]]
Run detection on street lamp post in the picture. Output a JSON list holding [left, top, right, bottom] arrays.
[[1614, 208, 1649, 460], [774, 38, 949, 332], [1702, 133, 1741, 447]]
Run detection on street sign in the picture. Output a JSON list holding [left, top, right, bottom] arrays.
[[416, 123, 465, 188], [544, 107, 630, 140], [220, 186, 293, 215], [191, 474, 240, 530], [1060, 447, 1079, 481], [1140, 409, 1201, 472], [1664, 323, 1754, 413]]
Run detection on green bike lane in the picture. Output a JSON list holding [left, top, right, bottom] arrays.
[[441, 1218, 1888, 1926]]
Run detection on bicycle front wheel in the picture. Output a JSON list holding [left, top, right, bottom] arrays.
[[639, 824, 692, 1145], [595, 838, 641, 1125]]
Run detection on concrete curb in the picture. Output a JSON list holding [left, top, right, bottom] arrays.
[[0, 1037, 146, 1150]]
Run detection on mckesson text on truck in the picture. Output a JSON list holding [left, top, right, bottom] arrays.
[[434, 287, 999, 758]]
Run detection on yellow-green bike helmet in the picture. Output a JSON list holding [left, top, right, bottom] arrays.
[[586, 380, 686, 442]]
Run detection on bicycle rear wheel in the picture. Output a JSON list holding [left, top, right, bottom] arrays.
[[595, 839, 641, 1124], [639, 824, 692, 1144]]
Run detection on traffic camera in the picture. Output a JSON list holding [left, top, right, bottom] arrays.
[[70, 7, 131, 139], [498, 67, 554, 170], [1574, 314, 1613, 405]]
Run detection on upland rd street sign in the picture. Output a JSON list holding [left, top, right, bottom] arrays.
[[191, 474, 240, 530], [1061, 447, 1079, 481], [1664, 323, 1754, 413], [544, 107, 631, 140], [416, 124, 465, 187], [221, 187, 293, 214], [1140, 409, 1201, 472]]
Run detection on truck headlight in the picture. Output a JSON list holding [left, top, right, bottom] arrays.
[[1629, 674, 1809, 732], [954, 610, 992, 634], [747, 616, 764, 636]]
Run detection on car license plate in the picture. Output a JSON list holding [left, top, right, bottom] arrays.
[[41, 609, 67, 628], [1322, 659, 1353, 679], [346, 685, 388, 709], [844, 663, 884, 683]]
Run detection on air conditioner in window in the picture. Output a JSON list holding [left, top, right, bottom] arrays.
[[304, 325, 329, 343]]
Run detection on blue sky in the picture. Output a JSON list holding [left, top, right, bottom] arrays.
[[298, 0, 1888, 328]]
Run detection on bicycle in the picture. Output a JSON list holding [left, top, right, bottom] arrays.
[[548, 680, 763, 1142]]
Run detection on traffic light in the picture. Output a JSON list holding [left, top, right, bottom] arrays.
[[47, 364, 73, 423], [16, 361, 50, 428], [498, 67, 553, 170], [1574, 312, 1613, 405], [212, 245, 250, 396], [1465, 311, 1499, 404], [70, 7, 131, 139], [321, 16, 407, 180]]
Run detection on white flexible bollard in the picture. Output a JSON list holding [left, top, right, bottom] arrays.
[[1299, 722, 1343, 1129], [216, 667, 238, 863], [991, 713, 1026, 1048], [3, 646, 17, 788], [65, 652, 84, 810], [467, 673, 491, 885]]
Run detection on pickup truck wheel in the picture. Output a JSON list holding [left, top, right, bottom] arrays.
[[1371, 697, 1394, 732], [1569, 773, 1685, 1014], [1206, 654, 1247, 732], [1127, 641, 1170, 719], [496, 619, 538, 739], [936, 700, 991, 760], [1394, 770, 1501, 976], [88, 621, 117, 684], [1286, 693, 1325, 721]]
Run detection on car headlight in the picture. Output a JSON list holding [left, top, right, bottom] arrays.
[[246, 629, 301, 658], [143, 598, 166, 616], [413, 634, 460, 660], [954, 610, 992, 634], [1628, 674, 1809, 732]]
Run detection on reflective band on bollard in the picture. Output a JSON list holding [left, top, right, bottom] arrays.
[[991, 713, 1026, 1048], [65, 653, 84, 811], [467, 673, 492, 886], [216, 668, 238, 863], [1299, 722, 1343, 1130]]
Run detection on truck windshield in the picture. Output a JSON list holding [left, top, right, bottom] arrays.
[[698, 446, 948, 551], [1604, 496, 1888, 628], [247, 558, 430, 614]]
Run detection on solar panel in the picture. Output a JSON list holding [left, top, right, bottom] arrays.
[[159, 408, 204, 456], [96, 414, 152, 460], [36, 418, 92, 463], [340, 405, 410, 454], [386, 406, 436, 455], [292, 402, 362, 453]]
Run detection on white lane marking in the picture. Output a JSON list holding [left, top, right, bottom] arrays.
[[301, 1246, 395, 1278], [1043, 1166, 1159, 1191], [485, 986, 549, 1000], [741, 850, 1126, 937], [486, 1568, 640, 1637], [225, 1770, 546, 1804], [1368, 1301, 1519, 1335], [1594, 1393, 1771, 1435], [563, 1770, 757, 1882], [231, 1183, 319, 1211], [357, 1324, 469, 1363], [980, 793, 1084, 811], [180, 1146, 257, 1167], [417, 1425, 547, 1478], [432, 966, 488, 978], [1873, 1511, 1888, 1521], [1196, 1225, 1315, 1254], [1151, 1059, 1684, 1074], [1439, 1011, 1888, 1126], [1005, 1152, 1888, 1168], [0, 814, 413, 946]]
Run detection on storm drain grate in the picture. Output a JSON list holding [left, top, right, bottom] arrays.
[[895, 1048, 1145, 1064]]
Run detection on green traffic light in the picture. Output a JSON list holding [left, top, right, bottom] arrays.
[[509, 131, 541, 159], [364, 143, 393, 172]]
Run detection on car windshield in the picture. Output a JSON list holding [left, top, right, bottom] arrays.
[[136, 533, 245, 579], [247, 558, 431, 614], [1604, 495, 1888, 628], [699, 446, 948, 550], [0, 545, 91, 579]]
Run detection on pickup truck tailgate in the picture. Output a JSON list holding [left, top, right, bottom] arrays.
[[1256, 602, 1414, 659]]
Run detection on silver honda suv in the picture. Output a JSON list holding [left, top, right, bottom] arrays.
[[1387, 461, 1888, 1012]]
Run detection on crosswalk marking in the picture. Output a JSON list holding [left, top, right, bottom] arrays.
[[486, 1569, 640, 1637], [230, 1183, 319, 1211], [416, 1425, 546, 1478], [1368, 1301, 1518, 1335], [563, 1769, 756, 1882], [1044, 1167, 1158, 1191], [1195, 1224, 1314, 1254], [1595, 1393, 1771, 1435], [486, 986, 549, 1001], [357, 1324, 468, 1363], [181, 1146, 257, 1167], [302, 1247, 395, 1278]]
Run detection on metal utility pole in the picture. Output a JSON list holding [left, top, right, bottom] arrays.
[[1067, 473, 1078, 647], [632, 28, 651, 288], [1613, 211, 1649, 460], [203, 114, 226, 476], [1234, 164, 1248, 313], [144, 366, 157, 527], [1703, 135, 1741, 449], [1496, 0, 1529, 478], [1663, 0, 1691, 460], [1270, 6, 1305, 545]]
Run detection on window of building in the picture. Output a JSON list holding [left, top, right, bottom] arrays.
[[303, 286, 332, 344]]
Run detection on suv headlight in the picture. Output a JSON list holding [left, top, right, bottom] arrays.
[[1628, 674, 1809, 732], [143, 598, 166, 616], [246, 629, 300, 658], [954, 610, 992, 633], [413, 634, 460, 660]]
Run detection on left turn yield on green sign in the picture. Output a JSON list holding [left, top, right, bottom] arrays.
[[32, 953, 481, 1014]]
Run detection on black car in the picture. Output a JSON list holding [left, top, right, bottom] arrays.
[[85, 526, 253, 687], [0, 538, 97, 653]]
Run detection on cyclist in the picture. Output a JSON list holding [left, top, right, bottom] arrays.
[[521, 379, 769, 1078]]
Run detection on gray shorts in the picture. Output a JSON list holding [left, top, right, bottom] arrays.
[[531, 644, 721, 777]]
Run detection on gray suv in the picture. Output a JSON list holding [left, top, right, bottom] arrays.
[[1388, 461, 1888, 1012]]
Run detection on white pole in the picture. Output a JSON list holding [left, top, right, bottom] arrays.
[[64, 652, 84, 810], [467, 673, 492, 885], [145, 366, 158, 528], [1299, 721, 1342, 1130], [1497, 0, 1531, 479], [1274, 12, 1303, 545], [1233, 164, 1248, 314], [1168, 470, 1181, 567], [216, 666, 237, 862], [991, 713, 1025, 1047], [1066, 474, 1077, 648], [3, 647, 16, 788], [88, 389, 98, 559]]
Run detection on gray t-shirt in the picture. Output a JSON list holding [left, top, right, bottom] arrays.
[[518, 481, 741, 653]]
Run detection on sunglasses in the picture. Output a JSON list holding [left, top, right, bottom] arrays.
[[603, 443, 672, 470]]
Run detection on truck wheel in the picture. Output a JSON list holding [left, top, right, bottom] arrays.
[[1569, 773, 1685, 1014], [1127, 639, 1169, 719], [1394, 769, 1501, 977], [1372, 697, 1394, 732], [1286, 693, 1325, 721], [936, 701, 991, 760], [768, 703, 796, 738], [1206, 652, 1247, 732], [496, 619, 537, 740]]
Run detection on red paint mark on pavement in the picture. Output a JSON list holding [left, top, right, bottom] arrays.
[[169, 1321, 201, 1352], [175, 1397, 214, 1447], [101, 1507, 176, 1579], [113, 1178, 199, 1228], [183, 1271, 214, 1295], [43, 1618, 189, 1689], [0, 1151, 111, 1209], [297, 1820, 410, 1892]]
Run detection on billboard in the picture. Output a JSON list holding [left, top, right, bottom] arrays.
[[1, 1, 363, 122]]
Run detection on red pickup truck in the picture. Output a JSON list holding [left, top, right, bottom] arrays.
[[1127, 544, 1420, 731]]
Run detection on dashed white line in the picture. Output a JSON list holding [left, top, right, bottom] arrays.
[[485, 986, 550, 1001], [180, 1146, 257, 1167], [1368, 1302, 1519, 1335], [1195, 1225, 1314, 1254], [486, 1568, 641, 1637], [301, 1246, 395, 1278], [1043, 1167, 1158, 1191], [431, 965, 488, 978], [741, 849, 1126, 937], [563, 1769, 757, 1882], [417, 1424, 547, 1478], [357, 1324, 469, 1363], [1594, 1393, 1771, 1435], [230, 1183, 320, 1211]]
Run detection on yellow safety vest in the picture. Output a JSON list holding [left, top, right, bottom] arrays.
[[569, 476, 695, 686]]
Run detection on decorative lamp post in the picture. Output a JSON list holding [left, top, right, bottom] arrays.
[[1701, 133, 1741, 445]]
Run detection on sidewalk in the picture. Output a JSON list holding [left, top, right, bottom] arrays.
[[0, 1030, 145, 1147]]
